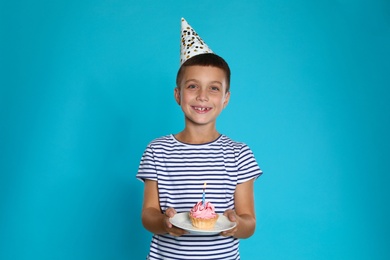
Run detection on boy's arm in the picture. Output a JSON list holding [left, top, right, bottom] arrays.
[[141, 179, 187, 236], [222, 179, 256, 238]]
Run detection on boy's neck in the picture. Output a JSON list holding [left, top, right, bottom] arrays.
[[175, 128, 221, 144]]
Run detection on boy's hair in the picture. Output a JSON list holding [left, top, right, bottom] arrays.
[[176, 53, 231, 93]]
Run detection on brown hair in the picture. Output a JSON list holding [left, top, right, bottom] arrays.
[[176, 53, 231, 92]]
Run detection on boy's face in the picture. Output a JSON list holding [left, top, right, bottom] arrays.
[[174, 65, 230, 128]]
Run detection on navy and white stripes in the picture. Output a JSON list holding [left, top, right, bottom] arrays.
[[137, 134, 262, 260]]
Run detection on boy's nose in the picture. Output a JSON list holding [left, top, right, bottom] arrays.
[[196, 89, 208, 101]]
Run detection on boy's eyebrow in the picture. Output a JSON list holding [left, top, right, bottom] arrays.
[[184, 79, 223, 85], [184, 79, 199, 84]]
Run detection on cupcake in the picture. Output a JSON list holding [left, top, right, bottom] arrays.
[[189, 201, 219, 229]]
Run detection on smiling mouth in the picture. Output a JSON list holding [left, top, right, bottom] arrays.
[[192, 106, 212, 112]]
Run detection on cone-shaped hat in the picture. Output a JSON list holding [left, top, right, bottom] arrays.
[[180, 18, 213, 65]]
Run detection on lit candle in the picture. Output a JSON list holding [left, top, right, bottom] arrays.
[[202, 182, 207, 206]]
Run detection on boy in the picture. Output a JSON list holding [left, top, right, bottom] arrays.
[[137, 18, 262, 260]]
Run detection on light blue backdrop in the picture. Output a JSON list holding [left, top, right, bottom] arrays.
[[1, 0, 389, 259]]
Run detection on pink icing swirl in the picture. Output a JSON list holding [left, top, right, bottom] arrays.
[[190, 201, 218, 219]]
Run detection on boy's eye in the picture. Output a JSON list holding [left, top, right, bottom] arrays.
[[187, 84, 197, 89], [210, 86, 220, 91]]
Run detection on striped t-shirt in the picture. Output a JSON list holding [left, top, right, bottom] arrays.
[[136, 134, 262, 260]]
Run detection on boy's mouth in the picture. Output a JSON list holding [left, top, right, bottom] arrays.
[[192, 106, 212, 112]]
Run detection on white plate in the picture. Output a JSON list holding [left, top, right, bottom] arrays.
[[169, 212, 236, 235]]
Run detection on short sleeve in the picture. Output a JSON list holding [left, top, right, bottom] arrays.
[[236, 145, 262, 184], [136, 144, 158, 182]]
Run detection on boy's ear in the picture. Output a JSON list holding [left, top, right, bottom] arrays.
[[223, 91, 231, 108], [174, 87, 181, 105]]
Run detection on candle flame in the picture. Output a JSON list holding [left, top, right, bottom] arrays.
[[203, 182, 207, 189]]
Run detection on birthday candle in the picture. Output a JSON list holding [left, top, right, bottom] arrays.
[[202, 182, 207, 206]]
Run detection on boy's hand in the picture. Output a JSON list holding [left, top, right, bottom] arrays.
[[220, 209, 238, 237], [164, 207, 188, 236]]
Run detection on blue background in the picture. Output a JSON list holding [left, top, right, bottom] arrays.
[[1, 0, 389, 259]]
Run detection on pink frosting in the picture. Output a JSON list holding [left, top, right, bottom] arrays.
[[190, 201, 218, 219]]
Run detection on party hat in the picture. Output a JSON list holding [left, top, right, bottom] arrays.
[[180, 18, 213, 65]]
